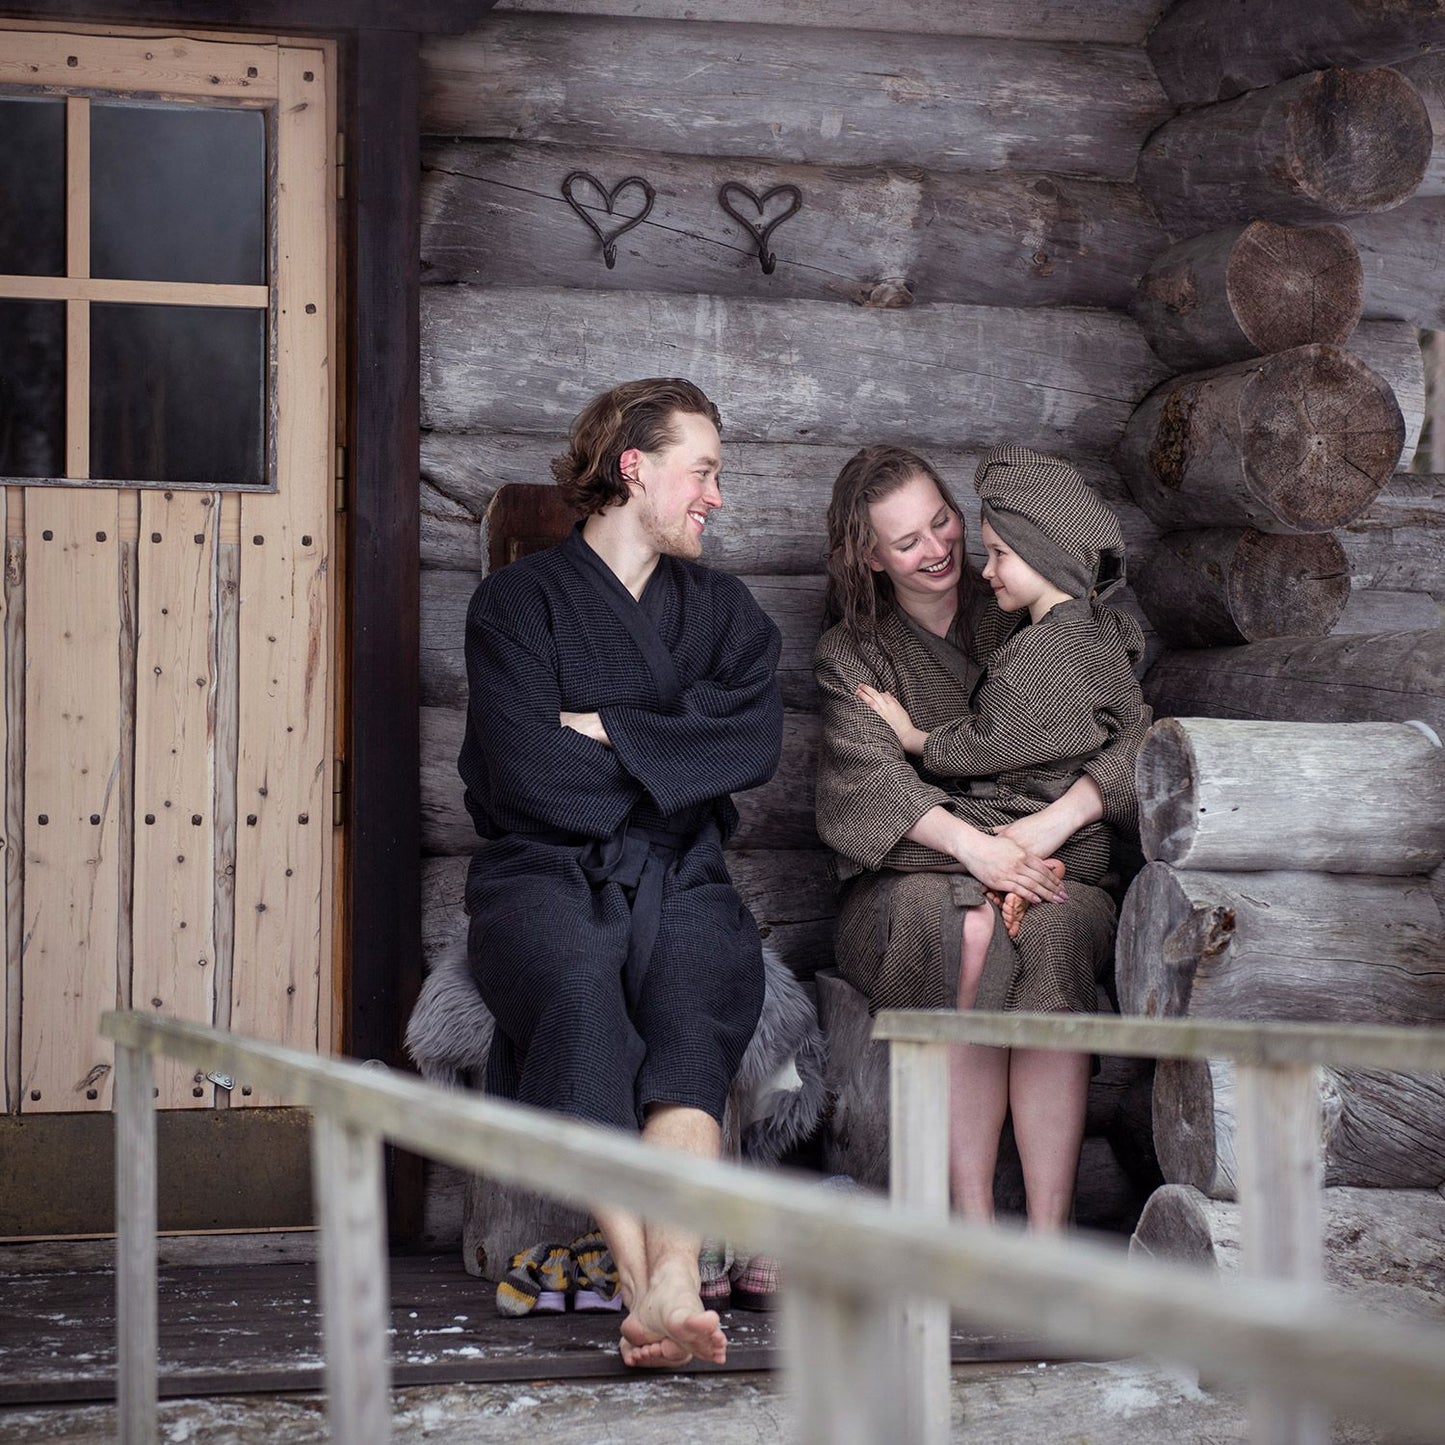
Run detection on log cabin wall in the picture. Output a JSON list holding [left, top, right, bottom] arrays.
[[414, 0, 1445, 993]]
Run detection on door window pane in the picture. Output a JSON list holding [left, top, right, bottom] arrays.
[[0, 300, 65, 478], [0, 98, 66, 277], [90, 303, 265, 486], [91, 102, 266, 286]]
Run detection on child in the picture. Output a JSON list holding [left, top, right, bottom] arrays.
[[858, 444, 1149, 935]]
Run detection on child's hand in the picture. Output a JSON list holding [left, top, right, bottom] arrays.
[[856, 684, 926, 755]]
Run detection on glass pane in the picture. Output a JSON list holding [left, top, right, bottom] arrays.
[[0, 300, 65, 478], [0, 98, 66, 277], [91, 102, 266, 285], [90, 304, 266, 486]]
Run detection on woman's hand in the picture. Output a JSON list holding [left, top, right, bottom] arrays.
[[856, 684, 926, 756], [952, 829, 1068, 905], [560, 710, 611, 746]]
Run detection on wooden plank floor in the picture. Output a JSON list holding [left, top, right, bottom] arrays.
[[0, 1252, 1058, 1405]]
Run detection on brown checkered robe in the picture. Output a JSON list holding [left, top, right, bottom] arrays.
[[813, 596, 1149, 1014]]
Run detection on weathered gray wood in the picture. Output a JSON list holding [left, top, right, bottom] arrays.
[[1394, 53, 1445, 197], [1132, 529, 1348, 648], [1131, 1183, 1445, 1324], [421, 846, 838, 980], [1146, 0, 1445, 106], [1118, 345, 1404, 534], [1339, 473, 1445, 595], [422, 140, 1168, 311], [420, 478, 482, 574], [462, 1173, 590, 1280], [1235, 1061, 1329, 1445], [98, 1009, 1445, 1440], [1141, 628, 1445, 739], [492, 0, 1169, 45], [1346, 197, 1445, 328], [1133, 222, 1362, 372], [1117, 864, 1445, 1027], [1347, 320, 1425, 465], [1153, 1057, 1445, 1198], [114, 1045, 157, 1445], [419, 432, 1152, 576], [890, 1042, 951, 1445], [1137, 68, 1432, 234], [1134, 719, 1445, 873], [421, 17, 1169, 179], [1332, 587, 1442, 635], [421, 289, 1170, 458], [310, 1117, 392, 1443]]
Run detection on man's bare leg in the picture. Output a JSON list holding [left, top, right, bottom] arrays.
[[595, 1103, 727, 1367], [1009, 1046, 1089, 1233], [949, 904, 1010, 1219]]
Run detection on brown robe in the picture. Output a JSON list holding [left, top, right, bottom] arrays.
[[813, 598, 1148, 1014]]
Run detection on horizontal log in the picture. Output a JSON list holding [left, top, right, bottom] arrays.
[[1131, 1183, 1445, 1324], [1132, 221, 1362, 372], [421, 289, 1171, 456], [421, 16, 1169, 178], [1134, 718, 1445, 873], [1141, 628, 1445, 738], [1337, 472, 1445, 596], [491, 0, 1169, 45], [1137, 68, 1431, 235], [1345, 197, 1445, 328], [1347, 320, 1425, 466], [1146, 0, 1445, 106], [1117, 862, 1445, 1024], [420, 567, 824, 710], [1132, 529, 1348, 648], [1153, 1057, 1445, 1197], [421, 477, 482, 574], [420, 704, 820, 856], [421, 141, 1168, 311], [1118, 344, 1403, 534], [1333, 588, 1443, 635], [422, 847, 838, 980]]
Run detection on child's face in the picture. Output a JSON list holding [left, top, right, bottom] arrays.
[[866, 473, 965, 608], [980, 518, 1057, 618]]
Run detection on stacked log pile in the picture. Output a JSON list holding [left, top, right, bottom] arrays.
[[1118, 716, 1445, 1277]]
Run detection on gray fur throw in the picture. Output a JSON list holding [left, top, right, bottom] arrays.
[[405, 940, 828, 1168]]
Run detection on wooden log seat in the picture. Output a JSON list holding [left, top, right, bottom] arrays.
[[1117, 344, 1405, 535], [1137, 66, 1431, 234], [1131, 529, 1349, 649], [1130, 1183, 1445, 1325], [1132, 718, 1445, 875], [1132, 221, 1363, 373], [816, 970, 1161, 1233]]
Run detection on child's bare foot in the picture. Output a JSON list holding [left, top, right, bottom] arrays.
[[991, 860, 1066, 939]]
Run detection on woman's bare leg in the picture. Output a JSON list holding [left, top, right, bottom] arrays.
[[1009, 1046, 1089, 1233], [948, 904, 1010, 1219]]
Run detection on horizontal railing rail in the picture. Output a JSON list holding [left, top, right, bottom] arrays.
[[101, 1010, 1445, 1445]]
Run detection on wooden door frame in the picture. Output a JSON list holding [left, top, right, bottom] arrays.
[[0, 0, 498, 1236]]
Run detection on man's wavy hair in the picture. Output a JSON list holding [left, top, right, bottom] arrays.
[[823, 444, 982, 662], [551, 377, 722, 517]]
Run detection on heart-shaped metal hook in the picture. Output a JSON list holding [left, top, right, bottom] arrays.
[[717, 182, 803, 275], [561, 171, 657, 269]]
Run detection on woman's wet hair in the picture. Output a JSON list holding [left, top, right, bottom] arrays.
[[822, 444, 981, 660], [551, 377, 722, 517]]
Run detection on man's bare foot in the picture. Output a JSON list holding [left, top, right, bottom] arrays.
[[990, 859, 1066, 939], [619, 1266, 727, 1367]]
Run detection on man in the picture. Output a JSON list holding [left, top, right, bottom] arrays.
[[458, 377, 783, 1366]]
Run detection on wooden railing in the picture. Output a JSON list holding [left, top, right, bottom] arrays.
[[101, 1011, 1445, 1445], [874, 1009, 1445, 1445]]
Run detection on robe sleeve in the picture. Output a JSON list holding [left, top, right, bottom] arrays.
[[601, 583, 783, 816], [464, 585, 643, 839], [1079, 697, 1150, 834], [813, 629, 956, 873]]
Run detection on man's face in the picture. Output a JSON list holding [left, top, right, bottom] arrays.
[[628, 410, 723, 561]]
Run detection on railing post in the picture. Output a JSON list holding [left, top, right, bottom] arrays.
[[310, 1115, 393, 1443], [889, 1039, 952, 1445], [115, 1043, 158, 1445], [1235, 1061, 1328, 1445]]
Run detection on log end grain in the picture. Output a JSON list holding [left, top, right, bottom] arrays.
[[1128, 1183, 1219, 1268], [1286, 68, 1432, 217], [1243, 345, 1404, 530], [1133, 722, 1202, 871], [1153, 1058, 1231, 1197], [1226, 220, 1363, 354]]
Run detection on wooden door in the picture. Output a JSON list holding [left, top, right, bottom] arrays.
[[0, 26, 339, 1233]]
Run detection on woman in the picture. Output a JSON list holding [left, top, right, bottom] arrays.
[[813, 444, 1148, 1230]]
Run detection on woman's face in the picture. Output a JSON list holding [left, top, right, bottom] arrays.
[[865, 472, 964, 609]]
